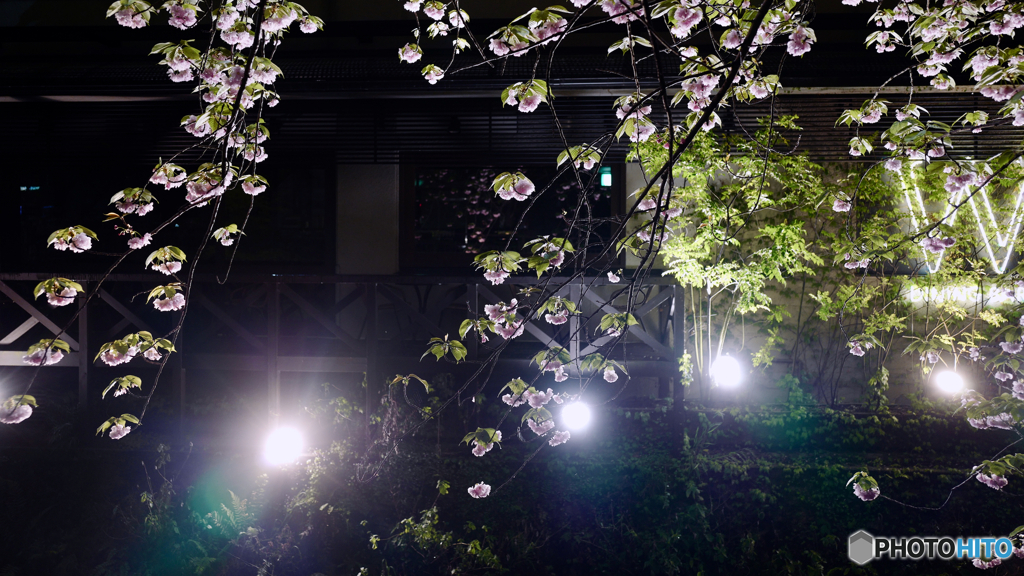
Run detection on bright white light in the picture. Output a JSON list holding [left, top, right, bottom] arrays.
[[263, 426, 303, 466], [562, 402, 591, 431], [710, 356, 742, 388], [935, 370, 964, 394]]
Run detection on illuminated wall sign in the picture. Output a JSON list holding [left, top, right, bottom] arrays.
[[901, 164, 1024, 274], [904, 285, 1021, 306]]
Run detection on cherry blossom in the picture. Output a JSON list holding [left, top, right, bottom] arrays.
[[1000, 342, 1023, 354], [528, 418, 555, 436], [422, 65, 445, 85], [299, 19, 318, 33], [548, 430, 570, 446], [607, 271, 620, 282], [114, 8, 146, 28], [0, 404, 32, 424], [482, 270, 508, 285], [167, 5, 197, 30], [524, 388, 554, 409], [833, 199, 851, 212], [502, 393, 526, 408], [22, 348, 63, 366], [545, 311, 569, 325], [109, 423, 132, 440], [518, 95, 542, 113], [71, 233, 92, 253], [853, 483, 880, 501], [242, 181, 266, 196], [976, 473, 1008, 490], [404, 1, 422, 12], [128, 233, 152, 249], [671, 7, 702, 38], [467, 482, 491, 498], [153, 293, 186, 312], [995, 371, 1014, 382], [153, 261, 182, 275], [973, 558, 1002, 570], [494, 320, 525, 340], [920, 236, 955, 254], [100, 347, 137, 367], [399, 43, 422, 63], [603, 366, 618, 383], [47, 287, 77, 307]]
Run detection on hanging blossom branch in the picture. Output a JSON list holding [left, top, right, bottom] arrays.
[[0, 0, 322, 438], [366, 0, 810, 497]]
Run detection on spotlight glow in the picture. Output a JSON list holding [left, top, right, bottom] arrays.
[[710, 356, 742, 388], [263, 426, 303, 466], [562, 402, 591, 431], [935, 370, 964, 394]]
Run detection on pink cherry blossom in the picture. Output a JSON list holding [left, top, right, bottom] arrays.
[[518, 94, 542, 113], [723, 29, 743, 49], [553, 365, 568, 382], [484, 270, 509, 285], [153, 261, 182, 275], [986, 413, 1016, 430], [495, 320, 525, 340], [545, 311, 568, 325], [786, 27, 813, 56], [548, 430, 570, 446], [502, 393, 526, 407], [525, 388, 554, 409], [144, 347, 162, 361], [300, 19, 317, 33], [115, 8, 146, 28], [1000, 341, 1023, 354], [128, 233, 152, 249], [217, 8, 239, 30], [528, 418, 555, 436], [153, 292, 186, 312], [69, 232, 92, 253], [47, 287, 77, 307], [671, 8, 701, 38], [404, 1, 422, 11], [489, 38, 510, 56], [833, 199, 851, 212], [853, 483, 880, 501], [0, 403, 32, 424], [603, 366, 618, 382], [850, 343, 866, 357], [22, 348, 63, 366], [995, 371, 1014, 382], [242, 181, 266, 196], [607, 271, 620, 282], [467, 482, 491, 498], [100, 347, 135, 367], [109, 423, 132, 440], [977, 473, 1008, 490], [168, 5, 197, 30], [399, 44, 422, 63]]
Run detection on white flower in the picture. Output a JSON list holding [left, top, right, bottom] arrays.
[[603, 366, 618, 383], [128, 233, 152, 249], [0, 404, 32, 424], [109, 424, 131, 440], [548, 430, 570, 446], [153, 261, 182, 275], [47, 287, 77, 307], [467, 482, 491, 498], [153, 292, 186, 312], [833, 199, 852, 212], [70, 232, 92, 253], [607, 271, 620, 283], [23, 348, 63, 366], [528, 418, 555, 436]]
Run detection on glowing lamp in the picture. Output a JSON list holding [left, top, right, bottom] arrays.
[[263, 426, 303, 466], [935, 370, 964, 394], [710, 356, 742, 388], [562, 402, 591, 431]]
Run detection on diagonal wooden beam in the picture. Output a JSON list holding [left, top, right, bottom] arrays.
[[279, 283, 360, 351], [0, 280, 79, 350], [378, 284, 446, 339], [581, 289, 675, 359], [196, 292, 267, 353], [99, 289, 154, 334], [0, 317, 38, 345]]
